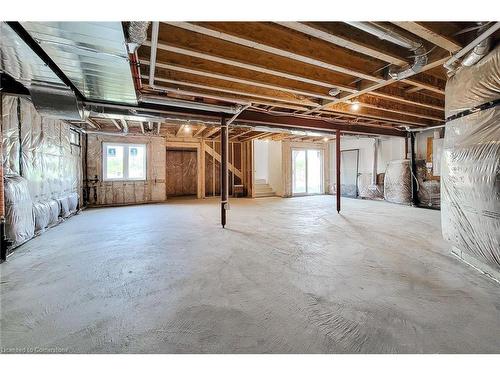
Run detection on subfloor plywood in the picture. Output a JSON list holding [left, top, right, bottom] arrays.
[[1, 196, 499, 353]]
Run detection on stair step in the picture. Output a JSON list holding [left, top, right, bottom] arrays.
[[255, 192, 276, 197]]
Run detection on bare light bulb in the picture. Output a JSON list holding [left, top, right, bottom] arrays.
[[351, 102, 360, 111]]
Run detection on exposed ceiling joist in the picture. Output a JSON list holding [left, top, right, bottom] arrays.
[[276, 22, 408, 66], [163, 22, 385, 83], [143, 75, 320, 107], [392, 22, 462, 52], [142, 59, 335, 101], [203, 127, 220, 138]]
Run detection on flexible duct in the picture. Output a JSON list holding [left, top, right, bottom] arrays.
[[126, 22, 151, 53], [346, 22, 427, 80], [462, 23, 492, 67]]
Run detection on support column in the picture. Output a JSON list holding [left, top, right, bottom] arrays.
[[409, 132, 419, 206], [336, 129, 341, 213], [220, 117, 228, 228], [0, 93, 6, 262]]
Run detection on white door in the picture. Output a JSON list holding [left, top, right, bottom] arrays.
[[292, 149, 323, 196]]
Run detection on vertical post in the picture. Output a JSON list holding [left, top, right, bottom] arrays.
[[1, 93, 6, 262], [409, 132, 419, 206], [404, 136, 409, 159], [220, 117, 228, 228], [336, 129, 341, 213]]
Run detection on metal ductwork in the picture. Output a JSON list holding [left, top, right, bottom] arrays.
[[346, 22, 427, 80], [139, 94, 242, 114], [462, 23, 492, 67], [444, 22, 500, 74], [126, 21, 151, 53], [0, 22, 85, 120]]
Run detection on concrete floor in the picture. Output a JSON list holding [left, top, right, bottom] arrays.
[[1, 196, 499, 353]]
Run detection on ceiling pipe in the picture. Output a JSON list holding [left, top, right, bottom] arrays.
[[140, 95, 241, 114], [346, 22, 427, 80], [444, 22, 500, 73]]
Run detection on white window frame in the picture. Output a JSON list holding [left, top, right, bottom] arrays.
[[103, 142, 147, 181]]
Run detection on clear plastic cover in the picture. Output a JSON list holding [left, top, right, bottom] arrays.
[[441, 46, 500, 272], [357, 173, 384, 200], [383, 159, 412, 205], [3, 175, 35, 246], [2, 95, 82, 246]]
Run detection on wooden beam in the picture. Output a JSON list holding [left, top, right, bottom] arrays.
[[324, 103, 433, 127], [142, 59, 335, 101], [139, 122, 145, 134], [205, 142, 243, 179], [111, 119, 121, 130], [370, 85, 444, 111], [237, 110, 407, 137], [356, 95, 444, 122], [145, 81, 310, 112], [143, 41, 358, 93], [175, 124, 185, 137], [392, 22, 462, 52], [305, 53, 450, 114], [144, 75, 320, 107], [229, 129, 253, 141], [276, 22, 408, 66], [164, 22, 386, 82], [203, 127, 220, 138], [402, 78, 445, 96], [242, 132, 274, 141], [193, 125, 206, 137]]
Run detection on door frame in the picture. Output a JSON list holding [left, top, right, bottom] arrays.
[[340, 148, 360, 198], [165, 141, 204, 199], [291, 147, 324, 196]]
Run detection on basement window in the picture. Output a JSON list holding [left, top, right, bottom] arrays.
[[103, 143, 146, 181]]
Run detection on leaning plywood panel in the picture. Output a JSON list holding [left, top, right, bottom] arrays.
[[442, 46, 500, 276]]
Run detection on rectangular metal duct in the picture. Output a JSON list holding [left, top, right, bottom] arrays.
[[0, 22, 84, 120], [20, 22, 137, 105]]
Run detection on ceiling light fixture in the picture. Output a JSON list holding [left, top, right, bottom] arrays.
[[328, 88, 341, 96], [351, 101, 360, 111]]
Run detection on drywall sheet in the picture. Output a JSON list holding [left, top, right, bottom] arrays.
[[442, 46, 500, 273]]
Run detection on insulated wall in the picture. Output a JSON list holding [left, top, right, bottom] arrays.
[[442, 46, 500, 277], [1, 95, 82, 248], [86, 134, 166, 206]]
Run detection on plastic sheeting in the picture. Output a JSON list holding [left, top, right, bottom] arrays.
[[415, 160, 440, 209], [2, 95, 82, 245], [384, 159, 412, 205], [4, 175, 34, 246], [357, 173, 384, 200], [441, 46, 500, 273]]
